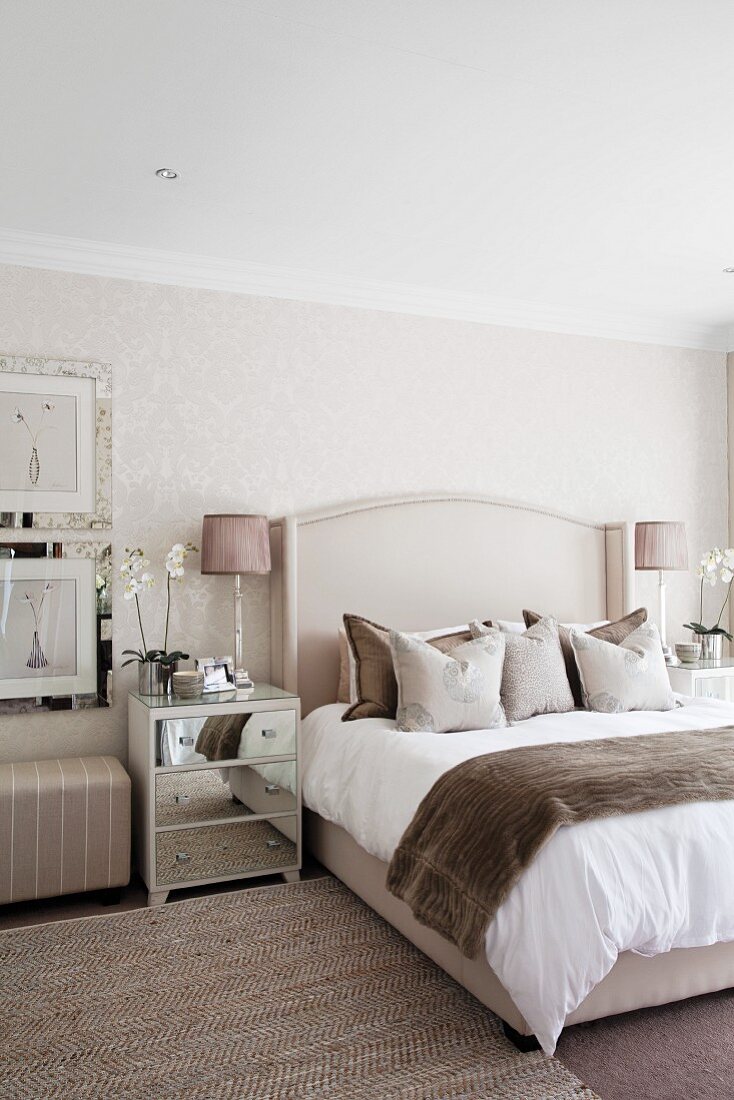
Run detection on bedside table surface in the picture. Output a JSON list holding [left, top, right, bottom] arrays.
[[130, 683, 297, 709], [671, 660, 734, 672]]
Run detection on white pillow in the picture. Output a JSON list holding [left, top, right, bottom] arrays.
[[500, 618, 609, 633], [496, 620, 527, 634], [570, 622, 675, 713], [389, 630, 506, 733], [413, 623, 474, 641]]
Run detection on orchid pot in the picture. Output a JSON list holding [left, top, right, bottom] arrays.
[[699, 634, 724, 662], [138, 658, 179, 697]]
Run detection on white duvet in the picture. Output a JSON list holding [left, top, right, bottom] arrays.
[[301, 697, 734, 1053]]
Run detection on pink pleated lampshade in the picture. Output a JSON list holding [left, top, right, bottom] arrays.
[[634, 521, 688, 571], [200, 514, 271, 575]]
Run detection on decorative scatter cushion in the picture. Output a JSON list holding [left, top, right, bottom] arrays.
[[471, 615, 575, 723], [342, 616, 398, 720], [426, 628, 475, 653], [337, 622, 476, 705], [342, 614, 492, 721], [389, 630, 506, 733], [569, 621, 675, 713], [522, 608, 648, 707], [336, 627, 352, 704]]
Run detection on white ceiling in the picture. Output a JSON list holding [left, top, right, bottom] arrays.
[[2, 0, 734, 349]]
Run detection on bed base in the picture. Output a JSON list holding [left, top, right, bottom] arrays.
[[306, 809, 734, 1041], [502, 1023, 541, 1052]]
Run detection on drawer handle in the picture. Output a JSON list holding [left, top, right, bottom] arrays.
[[175, 852, 191, 863], [178, 736, 195, 747], [261, 728, 277, 739], [266, 839, 282, 849], [174, 794, 190, 806], [265, 785, 280, 795]]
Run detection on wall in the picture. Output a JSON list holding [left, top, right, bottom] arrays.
[[729, 351, 734, 557], [0, 262, 727, 764], [729, 352, 734, 638]]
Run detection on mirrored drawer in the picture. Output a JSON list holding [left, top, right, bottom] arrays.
[[236, 710, 296, 760], [156, 709, 296, 767], [156, 817, 298, 885], [228, 761, 297, 816], [156, 769, 246, 826], [156, 763, 297, 825]]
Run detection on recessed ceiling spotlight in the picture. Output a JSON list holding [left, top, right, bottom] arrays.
[[155, 168, 178, 179], [724, 267, 734, 273]]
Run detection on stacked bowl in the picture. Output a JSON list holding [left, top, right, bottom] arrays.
[[674, 642, 701, 664], [171, 670, 205, 699]]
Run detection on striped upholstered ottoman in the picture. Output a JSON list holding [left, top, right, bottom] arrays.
[[0, 756, 131, 905]]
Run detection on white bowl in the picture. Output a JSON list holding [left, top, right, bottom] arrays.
[[675, 643, 701, 663]]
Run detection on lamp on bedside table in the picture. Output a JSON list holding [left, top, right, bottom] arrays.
[[634, 521, 688, 663], [201, 514, 271, 687]]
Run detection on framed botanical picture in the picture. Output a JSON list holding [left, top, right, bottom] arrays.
[[0, 554, 97, 703], [0, 356, 111, 529]]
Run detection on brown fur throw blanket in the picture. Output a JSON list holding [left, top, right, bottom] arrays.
[[195, 714, 249, 761], [387, 726, 734, 958]]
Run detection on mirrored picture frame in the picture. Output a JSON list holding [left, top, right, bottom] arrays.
[[0, 355, 111, 530], [0, 541, 112, 714]]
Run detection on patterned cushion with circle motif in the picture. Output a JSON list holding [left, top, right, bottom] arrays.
[[569, 621, 675, 713], [389, 629, 506, 733]]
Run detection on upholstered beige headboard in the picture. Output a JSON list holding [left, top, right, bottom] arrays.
[[269, 495, 635, 716]]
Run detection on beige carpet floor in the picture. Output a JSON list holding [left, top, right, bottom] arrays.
[[558, 989, 734, 1100], [0, 877, 599, 1100]]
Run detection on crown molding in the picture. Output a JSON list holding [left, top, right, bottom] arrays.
[[0, 226, 727, 352]]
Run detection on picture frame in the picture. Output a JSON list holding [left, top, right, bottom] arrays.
[[0, 355, 112, 530], [0, 555, 97, 703], [194, 655, 236, 693]]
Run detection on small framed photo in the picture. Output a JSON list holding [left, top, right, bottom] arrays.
[[194, 655, 235, 693]]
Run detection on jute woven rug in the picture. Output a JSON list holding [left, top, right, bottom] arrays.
[[0, 877, 599, 1099]]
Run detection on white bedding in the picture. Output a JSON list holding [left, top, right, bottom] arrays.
[[301, 697, 734, 1053]]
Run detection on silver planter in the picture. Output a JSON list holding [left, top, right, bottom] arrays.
[[138, 660, 178, 696], [699, 634, 724, 662]]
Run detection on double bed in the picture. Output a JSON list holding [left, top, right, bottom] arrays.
[[267, 494, 734, 1051]]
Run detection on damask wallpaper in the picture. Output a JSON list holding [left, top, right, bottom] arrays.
[[0, 261, 727, 764]]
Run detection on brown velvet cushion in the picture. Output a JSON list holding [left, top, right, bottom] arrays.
[[342, 615, 491, 722], [522, 607, 648, 707], [428, 629, 475, 653], [336, 629, 351, 703]]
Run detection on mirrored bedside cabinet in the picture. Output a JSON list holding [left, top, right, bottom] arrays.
[[667, 659, 734, 702], [128, 684, 301, 906]]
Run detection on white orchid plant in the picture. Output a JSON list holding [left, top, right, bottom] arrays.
[[120, 542, 199, 667], [683, 546, 734, 642]]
